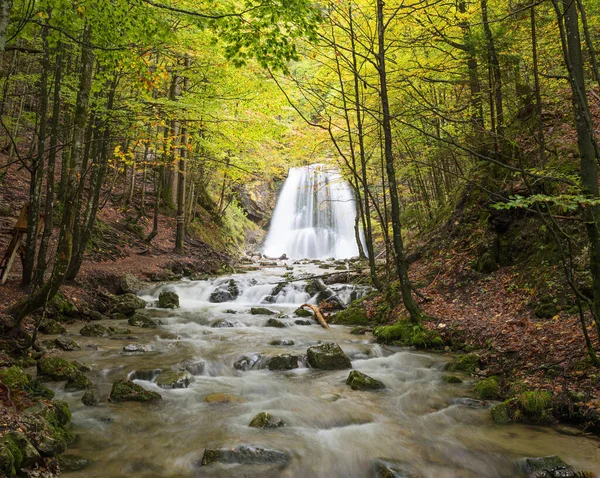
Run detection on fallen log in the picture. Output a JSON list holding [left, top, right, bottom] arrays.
[[299, 304, 330, 330]]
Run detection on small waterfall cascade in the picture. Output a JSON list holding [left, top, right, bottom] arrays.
[[263, 164, 361, 259]]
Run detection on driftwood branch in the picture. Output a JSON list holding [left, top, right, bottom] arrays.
[[299, 303, 330, 330]]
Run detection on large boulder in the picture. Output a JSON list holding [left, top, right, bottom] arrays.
[[346, 371, 385, 391], [37, 357, 80, 381], [268, 354, 301, 371], [39, 319, 67, 335], [158, 291, 179, 309], [306, 342, 352, 370], [128, 313, 159, 329], [294, 307, 313, 318], [209, 290, 234, 303], [81, 389, 101, 406], [111, 294, 146, 316], [80, 324, 112, 337], [119, 274, 146, 294], [265, 318, 287, 328], [22, 401, 74, 457], [155, 370, 192, 389], [201, 445, 291, 466], [249, 412, 285, 429], [64, 373, 94, 391], [520, 455, 575, 478], [109, 379, 162, 402]]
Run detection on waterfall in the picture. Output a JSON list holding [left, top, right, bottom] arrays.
[[263, 164, 362, 259]]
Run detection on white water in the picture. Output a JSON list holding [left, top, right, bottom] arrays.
[[263, 164, 361, 259]]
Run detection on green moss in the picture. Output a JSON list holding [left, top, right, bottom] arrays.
[[294, 308, 313, 318], [50, 294, 77, 316], [445, 354, 480, 373], [490, 401, 512, 424], [109, 379, 162, 402], [517, 391, 552, 421], [331, 305, 368, 325], [3, 434, 23, 472], [0, 441, 15, 477], [443, 375, 463, 384], [37, 357, 80, 381], [374, 321, 443, 348], [0, 366, 30, 391], [474, 377, 500, 400]]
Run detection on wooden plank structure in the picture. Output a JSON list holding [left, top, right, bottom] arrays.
[[0, 205, 43, 284]]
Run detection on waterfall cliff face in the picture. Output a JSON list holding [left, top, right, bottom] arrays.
[[263, 164, 360, 259]]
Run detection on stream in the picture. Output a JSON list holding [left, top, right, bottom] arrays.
[[49, 260, 600, 477]]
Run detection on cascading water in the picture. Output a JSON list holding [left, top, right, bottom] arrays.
[[263, 164, 362, 259]]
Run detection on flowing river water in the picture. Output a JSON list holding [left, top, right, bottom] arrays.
[[48, 260, 600, 477]]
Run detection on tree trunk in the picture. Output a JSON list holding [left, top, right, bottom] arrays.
[[9, 23, 93, 322], [175, 56, 190, 254], [376, 0, 423, 322], [556, 0, 600, 339], [0, 0, 12, 55]]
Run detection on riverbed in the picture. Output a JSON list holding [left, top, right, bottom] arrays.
[[47, 261, 600, 477]]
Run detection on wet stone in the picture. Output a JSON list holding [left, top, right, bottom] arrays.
[[155, 370, 192, 389], [42, 337, 81, 351], [111, 293, 146, 317], [520, 455, 576, 478], [64, 373, 94, 391], [346, 370, 385, 391], [350, 326, 369, 335], [204, 393, 246, 403], [201, 445, 291, 466], [234, 354, 266, 371], [306, 342, 352, 370], [266, 318, 288, 328], [294, 307, 313, 318], [158, 290, 179, 309], [180, 361, 205, 376], [295, 319, 313, 326], [109, 379, 162, 402], [251, 307, 276, 315], [128, 313, 159, 329], [129, 369, 162, 381], [249, 412, 285, 429], [269, 339, 295, 346], [212, 318, 244, 328], [372, 459, 417, 477], [80, 324, 112, 337], [81, 389, 100, 406], [58, 454, 93, 472], [122, 344, 149, 354], [268, 354, 300, 371], [209, 290, 234, 303], [454, 398, 489, 409]]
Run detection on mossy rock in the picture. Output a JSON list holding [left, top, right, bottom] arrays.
[[155, 370, 192, 389], [128, 313, 159, 329], [331, 305, 368, 325], [268, 354, 300, 370], [39, 319, 67, 335], [204, 393, 246, 403], [64, 372, 94, 391], [0, 366, 30, 391], [80, 324, 112, 337], [57, 454, 93, 472], [265, 318, 287, 328], [24, 379, 55, 400], [250, 307, 276, 316], [111, 294, 146, 316], [306, 342, 351, 370], [248, 412, 285, 429], [201, 445, 290, 466], [37, 357, 80, 381], [81, 389, 101, 406], [0, 441, 15, 477], [445, 354, 480, 373], [158, 291, 179, 309], [443, 375, 463, 384], [517, 390, 552, 422], [42, 337, 80, 351], [3, 431, 40, 471], [374, 321, 443, 348], [49, 294, 78, 317], [346, 370, 385, 391], [520, 455, 574, 477], [109, 379, 162, 402], [474, 377, 500, 400], [294, 308, 313, 318], [491, 401, 512, 424], [534, 301, 558, 319]]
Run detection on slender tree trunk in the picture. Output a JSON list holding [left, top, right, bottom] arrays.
[[175, 56, 190, 253], [376, 0, 423, 322], [530, 5, 545, 165], [35, 42, 63, 286], [21, 16, 50, 286], [9, 23, 93, 322]]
